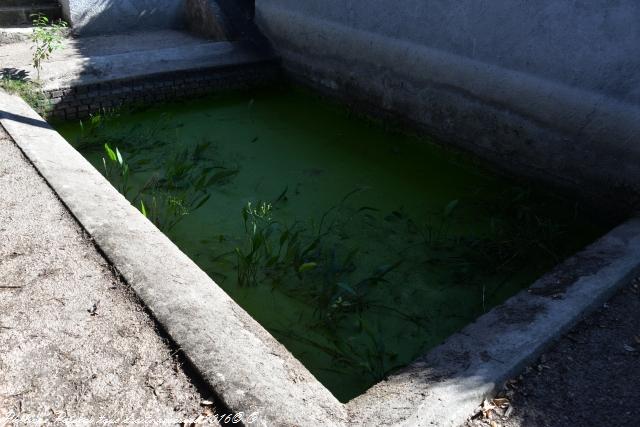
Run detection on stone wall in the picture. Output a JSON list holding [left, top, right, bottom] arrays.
[[254, 0, 640, 216], [44, 62, 280, 120]]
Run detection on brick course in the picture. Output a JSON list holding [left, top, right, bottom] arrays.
[[43, 61, 280, 120]]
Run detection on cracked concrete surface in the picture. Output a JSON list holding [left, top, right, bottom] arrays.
[[0, 125, 217, 425]]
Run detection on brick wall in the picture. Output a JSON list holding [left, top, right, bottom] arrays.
[[44, 61, 280, 121]]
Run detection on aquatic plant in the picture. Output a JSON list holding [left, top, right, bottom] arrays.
[[234, 201, 275, 287], [79, 110, 118, 140], [228, 184, 573, 391], [75, 110, 181, 157], [130, 152, 221, 233], [156, 142, 238, 192], [330, 322, 402, 382], [321, 259, 403, 323], [232, 194, 405, 328], [101, 143, 130, 197], [233, 198, 327, 288], [232, 201, 313, 287], [137, 191, 210, 232], [50, 101, 235, 235], [401, 188, 571, 311], [99, 142, 229, 233]]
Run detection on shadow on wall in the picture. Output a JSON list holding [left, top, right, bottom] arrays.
[[185, 0, 257, 40], [59, 0, 185, 35], [58, 0, 258, 39]]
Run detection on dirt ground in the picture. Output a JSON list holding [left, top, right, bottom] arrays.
[[0, 126, 219, 425], [466, 280, 640, 427]]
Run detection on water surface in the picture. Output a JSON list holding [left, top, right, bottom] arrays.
[[55, 86, 606, 402]]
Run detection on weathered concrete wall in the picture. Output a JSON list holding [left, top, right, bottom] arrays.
[[59, 0, 184, 34], [184, 0, 227, 40], [254, 0, 640, 216], [184, 0, 257, 41], [60, 0, 259, 40]]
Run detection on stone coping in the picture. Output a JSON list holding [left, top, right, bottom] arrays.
[[38, 40, 274, 91]]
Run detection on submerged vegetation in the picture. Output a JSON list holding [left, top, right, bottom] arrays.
[[226, 184, 577, 383], [233, 192, 405, 321], [228, 195, 412, 382], [79, 111, 237, 233], [55, 88, 606, 401]]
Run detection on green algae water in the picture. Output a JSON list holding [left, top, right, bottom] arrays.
[[55, 86, 606, 402]]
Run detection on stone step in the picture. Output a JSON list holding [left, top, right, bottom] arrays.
[[0, 5, 62, 27], [0, 27, 32, 45], [39, 40, 278, 91], [0, 26, 70, 46]]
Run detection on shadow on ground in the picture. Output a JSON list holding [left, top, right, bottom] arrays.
[[467, 281, 640, 427]]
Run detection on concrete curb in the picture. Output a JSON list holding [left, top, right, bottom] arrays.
[[2, 90, 638, 426]]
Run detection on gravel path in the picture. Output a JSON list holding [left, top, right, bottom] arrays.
[[467, 280, 640, 427], [0, 125, 218, 425]]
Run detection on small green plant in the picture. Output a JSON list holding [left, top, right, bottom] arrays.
[[137, 192, 206, 232], [231, 194, 405, 328], [234, 201, 275, 287], [99, 141, 224, 233], [80, 124, 233, 234], [79, 110, 118, 140], [31, 14, 68, 81], [102, 143, 131, 197], [0, 72, 48, 114], [134, 144, 231, 232]]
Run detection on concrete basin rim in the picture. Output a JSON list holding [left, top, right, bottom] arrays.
[[1, 89, 637, 426]]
